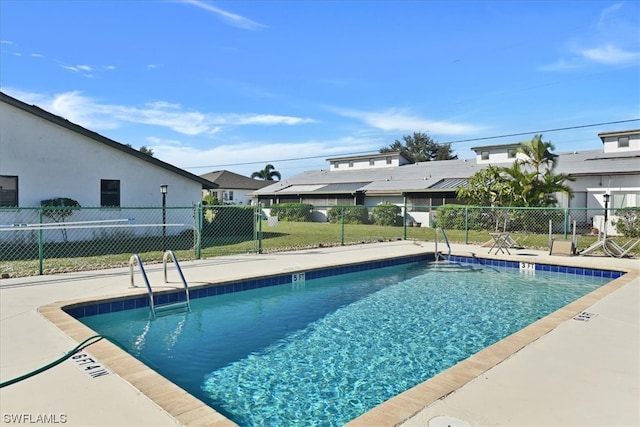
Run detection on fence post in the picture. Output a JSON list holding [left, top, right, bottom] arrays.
[[464, 207, 469, 244], [563, 208, 569, 239], [403, 199, 407, 240], [195, 202, 202, 259], [38, 208, 44, 275], [341, 206, 345, 246], [257, 203, 263, 254]]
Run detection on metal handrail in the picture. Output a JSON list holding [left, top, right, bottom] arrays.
[[129, 254, 156, 317], [435, 227, 451, 261], [163, 250, 191, 310]]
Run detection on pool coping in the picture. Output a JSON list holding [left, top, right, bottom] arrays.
[[36, 250, 638, 427]]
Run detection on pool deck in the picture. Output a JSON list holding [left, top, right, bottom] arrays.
[[1, 240, 638, 427]]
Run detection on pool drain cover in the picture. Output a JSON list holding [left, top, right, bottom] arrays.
[[573, 311, 597, 322], [428, 415, 471, 427]]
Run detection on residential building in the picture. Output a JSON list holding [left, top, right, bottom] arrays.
[[253, 130, 640, 230], [0, 91, 215, 209], [200, 170, 271, 205]]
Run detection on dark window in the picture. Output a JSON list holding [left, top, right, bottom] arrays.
[[0, 175, 18, 207], [369, 159, 375, 166], [348, 161, 354, 168], [481, 151, 490, 160], [508, 149, 517, 158], [618, 136, 629, 148], [101, 179, 120, 207], [386, 157, 392, 165]]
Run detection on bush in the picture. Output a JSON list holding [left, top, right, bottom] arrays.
[[613, 208, 640, 238], [40, 197, 81, 242], [202, 205, 254, 237], [269, 203, 314, 222], [327, 206, 370, 224], [372, 203, 402, 226]]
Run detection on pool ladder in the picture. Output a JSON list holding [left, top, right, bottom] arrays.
[[434, 227, 451, 261], [129, 250, 191, 319]]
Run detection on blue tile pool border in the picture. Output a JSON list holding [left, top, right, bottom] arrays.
[[64, 253, 625, 319]]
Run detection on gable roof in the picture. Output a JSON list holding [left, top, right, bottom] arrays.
[[0, 91, 216, 189], [199, 170, 272, 190]]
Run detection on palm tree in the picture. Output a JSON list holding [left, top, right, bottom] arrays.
[[251, 164, 281, 181], [517, 134, 558, 177]]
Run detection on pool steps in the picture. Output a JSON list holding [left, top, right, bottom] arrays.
[[128, 250, 191, 319]]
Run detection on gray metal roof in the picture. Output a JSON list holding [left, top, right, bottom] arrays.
[[252, 146, 639, 197]]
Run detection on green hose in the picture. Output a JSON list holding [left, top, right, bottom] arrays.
[[0, 335, 105, 389]]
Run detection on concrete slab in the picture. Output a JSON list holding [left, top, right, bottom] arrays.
[[1, 241, 638, 426]]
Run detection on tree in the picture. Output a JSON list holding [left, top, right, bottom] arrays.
[[125, 144, 154, 156], [456, 166, 515, 207], [457, 135, 573, 207], [40, 197, 81, 242], [380, 132, 457, 162], [139, 146, 154, 156], [251, 164, 281, 181]]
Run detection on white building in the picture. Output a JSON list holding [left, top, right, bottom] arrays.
[[253, 130, 640, 232], [0, 91, 215, 208]]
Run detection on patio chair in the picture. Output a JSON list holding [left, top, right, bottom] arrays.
[[603, 239, 640, 258], [549, 239, 575, 256]]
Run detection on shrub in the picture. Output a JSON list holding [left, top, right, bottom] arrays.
[[269, 203, 314, 222], [613, 208, 640, 238], [372, 203, 402, 226], [40, 197, 81, 242], [327, 206, 370, 224], [202, 205, 254, 237]]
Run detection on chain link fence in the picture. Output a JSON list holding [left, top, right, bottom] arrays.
[[1, 203, 638, 277]]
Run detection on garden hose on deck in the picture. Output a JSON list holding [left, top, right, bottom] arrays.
[[0, 334, 107, 388]]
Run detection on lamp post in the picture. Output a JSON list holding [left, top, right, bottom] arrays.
[[160, 184, 168, 252], [603, 193, 610, 227]]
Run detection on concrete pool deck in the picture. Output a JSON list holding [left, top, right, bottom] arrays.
[[0, 240, 638, 426]]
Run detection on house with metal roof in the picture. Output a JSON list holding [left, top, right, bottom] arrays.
[[252, 130, 640, 228], [199, 170, 272, 205]]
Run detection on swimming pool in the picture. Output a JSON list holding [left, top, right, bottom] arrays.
[[74, 256, 616, 426]]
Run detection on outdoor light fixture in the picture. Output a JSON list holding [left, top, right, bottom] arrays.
[[160, 184, 168, 194]]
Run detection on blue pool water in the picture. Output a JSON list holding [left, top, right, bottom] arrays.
[[79, 261, 611, 426]]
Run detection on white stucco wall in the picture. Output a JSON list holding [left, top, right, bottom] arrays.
[[602, 132, 640, 153], [0, 101, 203, 208]]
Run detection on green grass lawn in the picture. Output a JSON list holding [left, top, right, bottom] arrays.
[[1, 220, 636, 278]]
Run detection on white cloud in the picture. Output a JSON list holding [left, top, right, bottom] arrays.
[[538, 58, 582, 72], [330, 107, 483, 135], [150, 136, 381, 176], [181, 0, 266, 31], [3, 90, 315, 135], [580, 44, 640, 65]]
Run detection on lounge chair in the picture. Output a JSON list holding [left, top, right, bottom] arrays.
[[603, 239, 639, 258], [549, 239, 575, 256]]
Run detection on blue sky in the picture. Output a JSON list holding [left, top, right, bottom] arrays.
[[1, 0, 639, 178]]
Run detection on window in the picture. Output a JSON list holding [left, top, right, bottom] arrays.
[[100, 179, 120, 207], [481, 151, 490, 160], [618, 136, 629, 148], [613, 192, 639, 208], [348, 161, 354, 168], [386, 157, 392, 165], [223, 190, 234, 201], [508, 149, 517, 159], [369, 159, 375, 166], [0, 175, 18, 207], [333, 161, 339, 169]]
